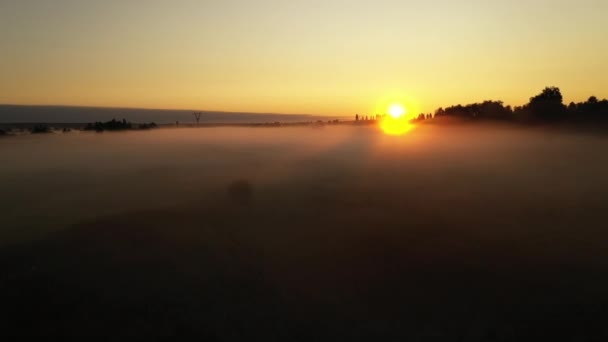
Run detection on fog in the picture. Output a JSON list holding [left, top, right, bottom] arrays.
[[3, 125, 608, 244], [2, 124, 608, 339]]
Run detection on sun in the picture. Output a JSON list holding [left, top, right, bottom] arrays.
[[380, 103, 414, 135], [388, 104, 406, 119]]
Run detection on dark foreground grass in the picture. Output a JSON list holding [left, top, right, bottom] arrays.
[[2, 185, 608, 341]]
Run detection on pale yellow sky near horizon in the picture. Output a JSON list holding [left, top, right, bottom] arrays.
[[1, 0, 607, 115]]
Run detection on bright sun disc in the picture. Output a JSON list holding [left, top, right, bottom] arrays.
[[381, 103, 414, 135], [388, 104, 406, 118]]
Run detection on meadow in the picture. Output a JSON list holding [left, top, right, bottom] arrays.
[[2, 124, 608, 340]]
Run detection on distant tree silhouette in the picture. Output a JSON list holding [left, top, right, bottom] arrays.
[[425, 86, 608, 126], [588, 96, 598, 104], [432, 101, 513, 121], [83, 118, 157, 132], [138, 122, 158, 129], [435, 108, 445, 118], [31, 124, 50, 134], [415, 87, 608, 125], [524, 86, 567, 122], [566, 95, 608, 123], [355, 114, 359, 121]]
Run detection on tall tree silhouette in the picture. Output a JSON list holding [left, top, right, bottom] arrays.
[[526, 86, 566, 121]]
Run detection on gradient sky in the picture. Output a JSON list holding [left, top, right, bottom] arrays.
[[1, 0, 607, 115]]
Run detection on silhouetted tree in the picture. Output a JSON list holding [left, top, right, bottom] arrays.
[[31, 124, 50, 134], [427, 86, 608, 126], [434, 108, 445, 118], [84, 118, 133, 132], [355, 114, 359, 121], [432, 101, 513, 121], [525, 86, 566, 122], [138, 122, 158, 129], [588, 96, 599, 105], [566, 95, 608, 123]]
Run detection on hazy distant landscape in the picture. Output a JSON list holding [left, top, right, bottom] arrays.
[[0, 104, 345, 125], [2, 124, 608, 340]]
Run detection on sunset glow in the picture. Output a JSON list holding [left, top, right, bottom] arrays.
[[1, 1, 607, 114], [380, 115, 414, 136]]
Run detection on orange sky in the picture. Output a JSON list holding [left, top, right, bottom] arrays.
[[1, 0, 607, 115]]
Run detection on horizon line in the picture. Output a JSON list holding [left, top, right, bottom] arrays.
[[0, 103, 353, 117]]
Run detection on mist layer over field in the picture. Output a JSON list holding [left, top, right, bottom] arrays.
[[2, 125, 608, 340]]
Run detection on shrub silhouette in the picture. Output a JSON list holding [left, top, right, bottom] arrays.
[[83, 118, 156, 131], [433, 101, 513, 121], [138, 122, 158, 129], [31, 124, 51, 134], [85, 118, 132, 132]]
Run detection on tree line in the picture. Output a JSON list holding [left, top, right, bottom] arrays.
[[414, 87, 608, 124], [84, 118, 158, 132]]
